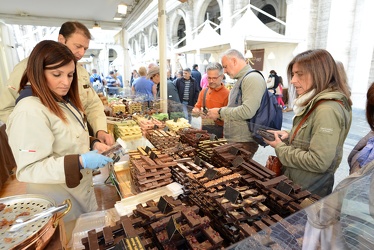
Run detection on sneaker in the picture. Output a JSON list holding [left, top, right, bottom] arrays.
[[283, 106, 287, 110]]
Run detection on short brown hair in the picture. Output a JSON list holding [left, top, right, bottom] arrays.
[[59, 21, 92, 40], [138, 66, 147, 76]]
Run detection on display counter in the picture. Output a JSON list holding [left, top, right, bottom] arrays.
[[72, 114, 317, 249], [2, 97, 368, 250]]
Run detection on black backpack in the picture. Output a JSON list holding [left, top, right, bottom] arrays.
[[273, 74, 280, 89], [235, 70, 283, 147], [268, 74, 279, 94]]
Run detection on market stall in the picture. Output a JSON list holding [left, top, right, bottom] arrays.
[[1, 96, 369, 250], [71, 96, 319, 249]]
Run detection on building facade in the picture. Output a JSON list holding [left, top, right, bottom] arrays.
[[0, 0, 373, 108], [125, 0, 374, 108]]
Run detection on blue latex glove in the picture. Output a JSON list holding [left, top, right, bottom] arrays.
[[81, 150, 113, 169]]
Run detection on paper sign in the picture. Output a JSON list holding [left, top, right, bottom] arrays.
[[144, 146, 151, 154], [166, 216, 183, 241], [150, 151, 158, 160], [210, 134, 218, 141], [194, 156, 202, 166], [157, 196, 172, 214]]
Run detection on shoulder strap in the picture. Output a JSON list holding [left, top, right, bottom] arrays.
[[202, 87, 209, 109], [289, 99, 344, 144], [235, 69, 264, 105]]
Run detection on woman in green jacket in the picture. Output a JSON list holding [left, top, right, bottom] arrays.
[[264, 49, 352, 197]]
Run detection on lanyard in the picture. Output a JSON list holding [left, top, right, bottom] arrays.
[[62, 101, 87, 131]]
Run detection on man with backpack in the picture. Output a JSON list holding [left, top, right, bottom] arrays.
[[207, 49, 266, 156]]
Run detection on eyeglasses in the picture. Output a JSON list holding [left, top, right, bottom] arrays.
[[207, 75, 222, 81]]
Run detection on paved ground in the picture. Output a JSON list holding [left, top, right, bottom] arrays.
[[252, 106, 370, 189]]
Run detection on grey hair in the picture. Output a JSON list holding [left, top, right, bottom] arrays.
[[221, 49, 245, 61], [206, 62, 223, 75]]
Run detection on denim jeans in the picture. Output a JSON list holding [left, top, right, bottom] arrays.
[[182, 100, 189, 120]]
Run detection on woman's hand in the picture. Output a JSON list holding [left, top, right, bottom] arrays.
[[97, 130, 115, 146], [92, 141, 111, 153], [80, 150, 113, 169], [263, 130, 289, 148]]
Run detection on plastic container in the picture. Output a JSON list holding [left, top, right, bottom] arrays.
[[70, 210, 109, 250]]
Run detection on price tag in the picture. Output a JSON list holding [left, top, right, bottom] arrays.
[[115, 236, 145, 250], [210, 134, 218, 141], [224, 186, 242, 204], [166, 216, 183, 241], [195, 133, 202, 139], [276, 181, 293, 196], [157, 196, 172, 214], [194, 156, 202, 166], [228, 147, 239, 155], [150, 151, 158, 160], [232, 156, 244, 168], [144, 146, 151, 154], [203, 168, 218, 180], [163, 126, 169, 132], [173, 117, 178, 122]]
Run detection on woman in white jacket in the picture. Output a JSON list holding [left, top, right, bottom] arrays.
[[6, 40, 113, 223]]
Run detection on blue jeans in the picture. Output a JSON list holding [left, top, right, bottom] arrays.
[[182, 100, 189, 120]]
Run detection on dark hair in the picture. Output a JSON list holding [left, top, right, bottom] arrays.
[[270, 70, 277, 75], [19, 40, 81, 123], [183, 67, 191, 73], [59, 21, 92, 40], [367, 82, 374, 131], [287, 49, 352, 106], [192, 64, 198, 69]]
